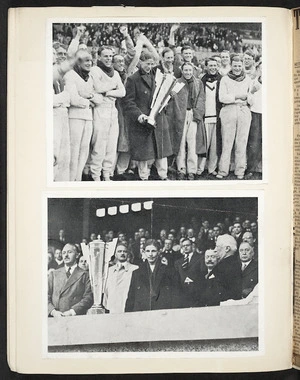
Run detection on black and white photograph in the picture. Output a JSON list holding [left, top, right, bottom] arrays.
[[47, 195, 260, 354], [51, 19, 263, 183]]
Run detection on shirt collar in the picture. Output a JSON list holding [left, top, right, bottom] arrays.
[[114, 261, 129, 271], [64, 263, 77, 274]]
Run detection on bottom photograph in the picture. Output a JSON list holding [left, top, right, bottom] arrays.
[[47, 196, 259, 354]]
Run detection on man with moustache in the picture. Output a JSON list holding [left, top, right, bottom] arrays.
[[89, 46, 126, 181], [48, 243, 93, 317], [103, 244, 138, 314], [196, 249, 221, 307]]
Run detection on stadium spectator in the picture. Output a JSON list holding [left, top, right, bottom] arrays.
[[239, 242, 258, 298], [104, 243, 138, 313]]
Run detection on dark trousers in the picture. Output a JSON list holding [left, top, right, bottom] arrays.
[[247, 112, 262, 173]]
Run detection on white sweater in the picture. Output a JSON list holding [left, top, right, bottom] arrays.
[[64, 70, 94, 121], [90, 66, 125, 106], [219, 75, 253, 106]]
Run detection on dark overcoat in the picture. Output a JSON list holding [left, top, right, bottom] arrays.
[[48, 266, 93, 315], [210, 254, 242, 302], [123, 68, 173, 161], [125, 260, 182, 312], [241, 259, 258, 297], [166, 76, 206, 156]]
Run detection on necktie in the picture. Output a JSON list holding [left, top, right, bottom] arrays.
[[66, 267, 71, 278], [242, 263, 247, 271], [182, 254, 189, 270]]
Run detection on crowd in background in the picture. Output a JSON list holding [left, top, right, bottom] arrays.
[[48, 214, 259, 316], [53, 22, 262, 182], [53, 23, 261, 55]]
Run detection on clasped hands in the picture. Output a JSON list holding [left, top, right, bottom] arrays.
[[51, 309, 76, 317]]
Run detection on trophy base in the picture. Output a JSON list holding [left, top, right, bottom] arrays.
[[87, 305, 106, 315], [147, 117, 156, 126]]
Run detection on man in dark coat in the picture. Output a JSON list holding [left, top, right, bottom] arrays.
[[161, 238, 182, 267], [125, 240, 182, 312], [123, 51, 173, 180], [211, 234, 243, 302], [174, 238, 203, 307], [239, 241, 258, 298], [195, 249, 221, 307], [48, 243, 93, 317]]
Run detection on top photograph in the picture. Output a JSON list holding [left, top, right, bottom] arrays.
[[51, 20, 263, 183]]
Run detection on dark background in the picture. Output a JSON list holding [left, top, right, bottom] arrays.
[[2, 0, 300, 379], [48, 197, 258, 243]]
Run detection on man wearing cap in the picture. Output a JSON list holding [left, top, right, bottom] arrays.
[[48, 243, 93, 317], [103, 244, 138, 314]]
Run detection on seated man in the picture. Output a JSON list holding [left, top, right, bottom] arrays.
[[239, 242, 258, 298], [103, 244, 138, 314], [48, 243, 93, 317]]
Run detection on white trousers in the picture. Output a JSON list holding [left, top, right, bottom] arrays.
[[116, 152, 131, 175], [197, 121, 218, 174], [53, 108, 70, 181], [69, 119, 93, 181], [90, 104, 119, 180], [218, 104, 251, 177], [176, 110, 198, 175], [138, 158, 168, 180]]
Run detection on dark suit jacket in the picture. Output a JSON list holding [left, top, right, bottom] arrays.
[[48, 266, 93, 316], [174, 252, 203, 307], [241, 259, 258, 298], [194, 270, 224, 307], [123, 68, 173, 161], [210, 254, 242, 302], [125, 260, 182, 312], [161, 250, 182, 267]]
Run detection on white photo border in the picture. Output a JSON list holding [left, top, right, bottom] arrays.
[[46, 17, 267, 187], [42, 189, 264, 359]]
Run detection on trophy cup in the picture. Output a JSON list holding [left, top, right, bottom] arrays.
[[147, 69, 185, 126], [81, 238, 118, 314]]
